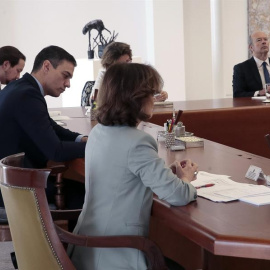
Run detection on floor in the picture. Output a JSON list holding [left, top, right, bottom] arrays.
[[0, 241, 15, 270]]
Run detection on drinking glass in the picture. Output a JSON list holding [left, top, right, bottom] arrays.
[[265, 83, 270, 100]]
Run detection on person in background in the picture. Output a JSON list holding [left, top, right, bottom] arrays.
[[0, 46, 26, 89], [0, 45, 87, 209], [233, 31, 270, 97], [69, 63, 197, 270], [89, 41, 168, 104]]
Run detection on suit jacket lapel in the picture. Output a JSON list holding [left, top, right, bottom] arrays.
[[248, 57, 261, 85]]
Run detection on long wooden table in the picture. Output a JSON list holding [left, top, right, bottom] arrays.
[[151, 97, 270, 159], [151, 97, 270, 122], [55, 97, 270, 158], [52, 106, 270, 270], [149, 138, 270, 270]]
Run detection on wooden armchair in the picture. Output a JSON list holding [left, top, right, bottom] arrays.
[[0, 157, 69, 242], [0, 153, 168, 270]]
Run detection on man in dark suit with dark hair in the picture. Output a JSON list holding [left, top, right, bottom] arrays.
[[0, 46, 26, 89], [0, 45, 87, 207], [233, 31, 270, 97]]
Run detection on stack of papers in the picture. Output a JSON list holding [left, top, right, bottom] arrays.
[[251, 96, 270, 103], [239, 195, 270, 205], [154, 101, 174, 107], [175, 136, 204, 148], [191, 171, 270, 205], [48, 110, 61, 117], [49, 110, 70, 122], [50, 115, 70, 121]]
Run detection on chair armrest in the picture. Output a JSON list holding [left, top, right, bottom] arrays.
[[55, 225, 168, 270]]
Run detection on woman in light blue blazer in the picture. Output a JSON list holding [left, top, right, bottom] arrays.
[[69, 63, 198, 270]]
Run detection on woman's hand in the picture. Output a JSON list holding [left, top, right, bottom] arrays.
[[169, 159, 198, 183]]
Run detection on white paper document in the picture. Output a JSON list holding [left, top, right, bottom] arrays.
[[49, 111, 70, 121], [239, 194, 270, 206], [191, 171, 270, 204], [48, 110, 61, 117], [154, 101, 174, 106], [55, 121, 67, 126], [214, 184, 270, 199], [50, 115, 70, 121], [251, 96, 266, 100]]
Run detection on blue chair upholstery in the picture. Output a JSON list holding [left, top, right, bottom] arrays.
[[81, 81, 95, 106]]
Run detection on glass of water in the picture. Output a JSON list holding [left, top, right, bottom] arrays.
[[266, 84, 270, 100]]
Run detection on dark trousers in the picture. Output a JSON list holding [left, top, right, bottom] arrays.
[[46, 176, 85, 210]]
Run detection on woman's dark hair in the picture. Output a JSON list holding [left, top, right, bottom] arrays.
[[101, 42, 132, 69], [97, 63, 163, 126]]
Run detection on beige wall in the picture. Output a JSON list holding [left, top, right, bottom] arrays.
[[0, 0, 248, 107], [183, 0, 247, 100]]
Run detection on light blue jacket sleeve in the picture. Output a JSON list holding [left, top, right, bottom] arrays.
[[127, 132, 197, 206]]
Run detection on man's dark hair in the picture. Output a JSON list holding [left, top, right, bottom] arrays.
[[97, 63, 163, 126], [0, 46, 26, 67], [31, 45, 77, 72]]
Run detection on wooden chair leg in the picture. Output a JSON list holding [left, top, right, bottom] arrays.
[[54, 173, 66, 210], [0, 224, 12, 241]]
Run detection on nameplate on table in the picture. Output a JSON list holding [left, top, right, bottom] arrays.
[[245, 165, 266, 181]]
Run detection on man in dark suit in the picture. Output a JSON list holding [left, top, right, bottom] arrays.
[[0, 45, 87, 207], [233, 31, 270, 97], [0, 46, 26, 89]]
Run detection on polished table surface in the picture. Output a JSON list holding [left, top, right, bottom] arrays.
[[54, 97, 270, 116], [54, 97, 270, 159], [54, 97, 270, 114], [51, 104, 270, 270], [151, 139, 270, 269], [153, 97, 270, 113]]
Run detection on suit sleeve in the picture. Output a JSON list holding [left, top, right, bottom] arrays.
[[16, 88, 86, 162], [127, 134, 197, 206], [50, 118, 81, 141], [233, 64, 257, 97]]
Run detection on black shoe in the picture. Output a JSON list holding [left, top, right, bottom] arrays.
[[10, 252, 18, 269]]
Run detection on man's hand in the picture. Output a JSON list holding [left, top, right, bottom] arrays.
[[81, 136, 88, 142], [258, 89, 267, 96]]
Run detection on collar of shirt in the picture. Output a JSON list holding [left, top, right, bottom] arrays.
[[30, 74, 45, 96], [253, 56, 270, 68]]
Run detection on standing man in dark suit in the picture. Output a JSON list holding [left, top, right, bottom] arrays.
[[233, 31, 270, 97], [0, 46, 26, 89], [0, 45, 87, 207]]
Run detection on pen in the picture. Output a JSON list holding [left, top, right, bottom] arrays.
[[195, 183, 215, 189], [174, 110, 183, 125]]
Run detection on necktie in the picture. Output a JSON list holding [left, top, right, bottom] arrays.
[[262, 62, 270, 84]]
